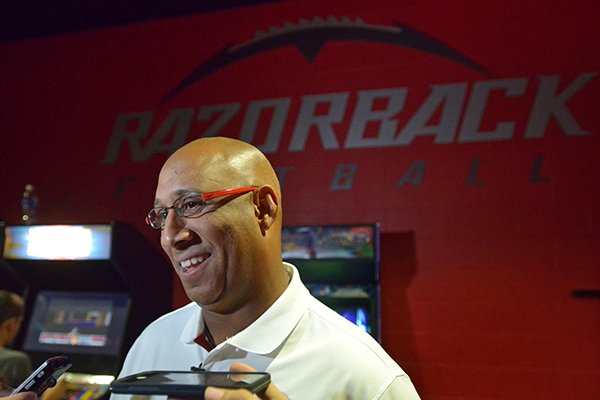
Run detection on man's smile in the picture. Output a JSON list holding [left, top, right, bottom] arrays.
[[179, 254, 209, 273]]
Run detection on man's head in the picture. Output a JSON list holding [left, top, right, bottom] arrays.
[[152, 137, 285, 315], [0, 290, 24, 347]]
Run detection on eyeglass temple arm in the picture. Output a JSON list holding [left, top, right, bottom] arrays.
[[201, 186, 259, 201]]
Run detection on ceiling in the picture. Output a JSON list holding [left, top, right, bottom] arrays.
[[1, 1, 280, 42]]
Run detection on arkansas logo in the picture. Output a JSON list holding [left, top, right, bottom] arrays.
[[161, 16, 490, 103], [102, 16, 595, 167]]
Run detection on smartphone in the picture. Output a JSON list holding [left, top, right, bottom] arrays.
[[11, 356, 72, 396], [110, 370, 271, 398]]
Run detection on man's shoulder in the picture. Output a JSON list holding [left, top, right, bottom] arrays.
[[304, 296, 373, 339], [140, 302, 198, 334], [0, 348, 30, 361], [301, 297, 402, 369], [280, 298, 418, 398], [154, 301, 198, 321]]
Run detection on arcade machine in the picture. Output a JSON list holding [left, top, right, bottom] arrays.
[[1, 222, 173, 399], [0, 222, 27, 294], [281, 224, 381, 341]]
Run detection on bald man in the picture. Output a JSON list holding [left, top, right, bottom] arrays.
[[112, 138, 420, 400]]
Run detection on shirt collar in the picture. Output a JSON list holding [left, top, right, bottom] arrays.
[[181, 302, 204, 344], [180, 263, 307, 354], [226, 262, 307, 354]]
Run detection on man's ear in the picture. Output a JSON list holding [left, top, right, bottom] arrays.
[[0, 317, 17, 336], [253, 185, 279, 234], [0, 319, 8, 334]]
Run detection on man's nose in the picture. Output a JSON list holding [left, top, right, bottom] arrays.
[[161, 210, 193, 248]]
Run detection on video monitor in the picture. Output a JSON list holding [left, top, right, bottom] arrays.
[[334, 305, 371, 334], [23, 291, 130, 356], [282, 224, 379, 284], [320, 297, 378, 339], [2, 225, 112, 260], [308, 284, 379, 339], [282, 224, 377, 260]]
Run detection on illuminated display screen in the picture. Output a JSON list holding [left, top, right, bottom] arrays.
[[2, 225, 112, 260], [282, 225, 376, 260], [335, 306, 371, 334], [282, 225, 380, 339], [309, 284, 376, 335], [23, 291, 130, 356]]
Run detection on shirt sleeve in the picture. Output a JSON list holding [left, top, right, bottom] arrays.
[[377, 375, 421, 400], [6, 354, 32, 388]]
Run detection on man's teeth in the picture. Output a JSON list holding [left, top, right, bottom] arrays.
[[180, 257, 205, 268]]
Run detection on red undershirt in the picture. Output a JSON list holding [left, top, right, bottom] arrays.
[[194, 333, 215, 351]]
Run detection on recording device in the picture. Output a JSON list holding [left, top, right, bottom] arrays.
[[11, 356, 72, 396], [110, 370, 271, 398]]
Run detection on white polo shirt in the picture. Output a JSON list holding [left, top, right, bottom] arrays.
[[111, 263, 420, 400]]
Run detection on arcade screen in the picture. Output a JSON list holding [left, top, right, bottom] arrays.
[[281, 224, 376, 260], [333, 305, 371, 334], [308, 284, 377, 336], [23, 291, 130, 356], [2, 224, 112, 260]]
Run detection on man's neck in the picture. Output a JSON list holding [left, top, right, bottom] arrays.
[[202, 263, 291, 345]]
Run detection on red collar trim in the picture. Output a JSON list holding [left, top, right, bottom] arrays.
[[194, 333, 215, 351]]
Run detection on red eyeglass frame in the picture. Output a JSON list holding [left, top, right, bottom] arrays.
[[146, 186, 259, 228]]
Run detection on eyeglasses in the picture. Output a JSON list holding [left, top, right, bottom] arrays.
[[146, 186, 258, 229]]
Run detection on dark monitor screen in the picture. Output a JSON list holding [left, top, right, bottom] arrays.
[[310, 284, 380, 341], [23, 291, 130, 356], [334, 305, 372, 335]]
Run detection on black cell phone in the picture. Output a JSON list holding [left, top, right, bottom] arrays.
[[11, 355, 72, 396], [110, 370, 271, 398]]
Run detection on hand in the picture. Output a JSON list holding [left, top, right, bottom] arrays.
[[204, 363, 287, 400], [41, 377, 69, 400], [1, 393, 38, 400]]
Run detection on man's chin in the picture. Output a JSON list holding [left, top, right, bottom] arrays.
[[184, 287, 220, 307]]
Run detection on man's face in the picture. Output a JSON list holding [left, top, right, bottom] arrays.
[[154, 157, 259, 313]]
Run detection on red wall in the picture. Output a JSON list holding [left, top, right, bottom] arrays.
[[1, 1, 598, 398]]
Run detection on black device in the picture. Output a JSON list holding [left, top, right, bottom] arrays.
[[110, 370, 271, 398], [11, 356, 72, 396]]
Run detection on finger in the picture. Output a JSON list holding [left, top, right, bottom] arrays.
[[5, 392, 38, 400], [262, 384, 286, 400], [225, 363, 287, 400], [204, 387, 255, 400], [228, 363, 257, 373], [0, 383, 13, 397]]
